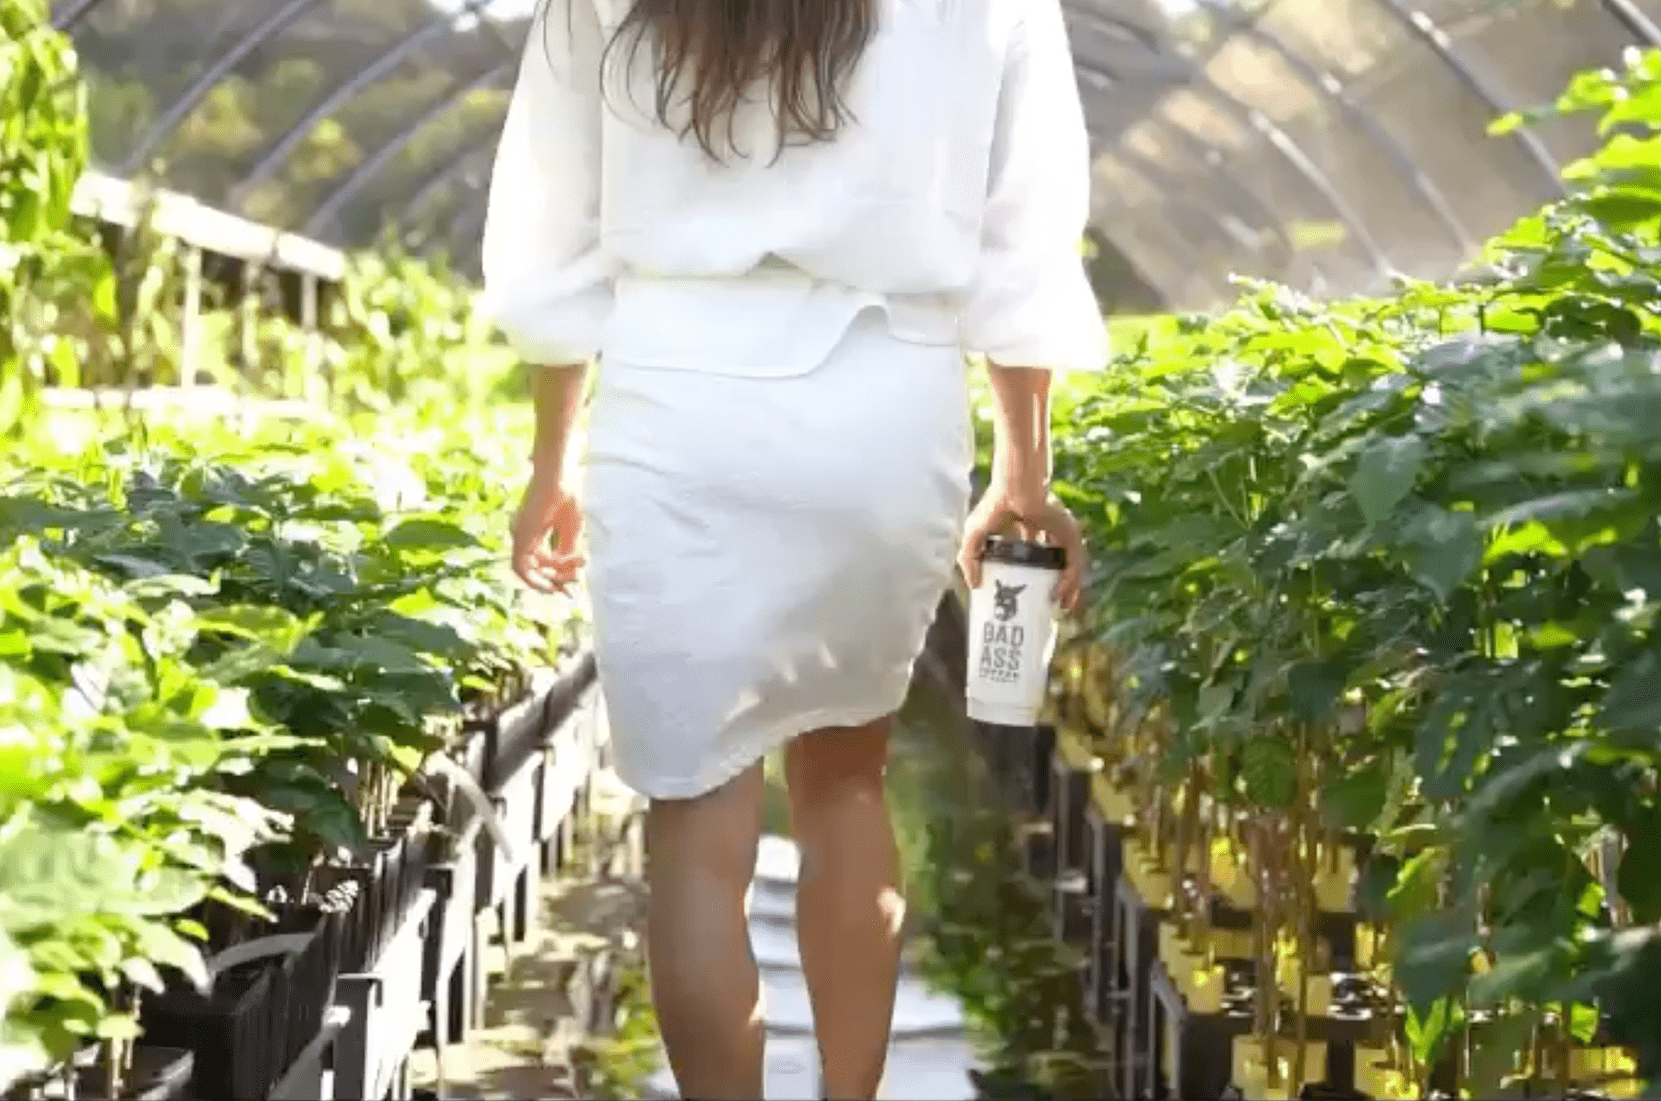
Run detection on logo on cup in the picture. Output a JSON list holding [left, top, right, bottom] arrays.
[[979, 582, 1029, 685], [993, 581, 1024, 621]]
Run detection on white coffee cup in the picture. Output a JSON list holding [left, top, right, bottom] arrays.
[[966, 536, 1065, 726]]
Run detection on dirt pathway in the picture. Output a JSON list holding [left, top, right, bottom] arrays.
[[410, 772, 651, 1100]]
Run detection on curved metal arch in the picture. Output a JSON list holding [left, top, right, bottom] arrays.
[[445, 200, 491, 261], [398, 137, 498, 226], [51, 0, 112, 31], [1091, 160, 1208, 268], [1077, 63, 1296, 257], [1199, 0, 1477, 256], [1108, 67, 1395, 274], [1108, 143, 1265, 267], [119, 0, 335, 175], [304, 61, 514, 241], [228, 0, 498, 210], [1072, 10, 1396, 277], [1602, 0, 1661, 46], [1066, 5, 1254, 144], [1368, 0, 1565, 195], [1189, 76, 1393, 274], [1102, 190, 1236, 305], [1064, 4, 1170, 55], [1100, 215, 1216, 307], [1145, 119, 1297, 255], [1102, 137, 1255, 255], [1075, 221, 1185, 309]]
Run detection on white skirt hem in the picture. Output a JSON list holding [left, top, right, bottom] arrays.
[[611, 675, 914, 801]]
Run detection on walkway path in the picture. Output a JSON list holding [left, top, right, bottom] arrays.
[[646, 835, 979, 1100]]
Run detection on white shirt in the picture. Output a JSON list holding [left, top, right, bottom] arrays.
[[480, 0, 1108, 376]]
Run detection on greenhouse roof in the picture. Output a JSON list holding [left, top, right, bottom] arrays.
[[49, 0, 1661, 309]]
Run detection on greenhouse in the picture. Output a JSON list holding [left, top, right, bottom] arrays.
[[7, 0, 1661, 1097]]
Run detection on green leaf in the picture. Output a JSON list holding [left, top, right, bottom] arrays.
[[194, 605, 310, 651], [118, 956, 164, 993], [0, 828, 210, 928], [1387, 848, 1447, 920], [383, 517, 479, 551], [133, 921, 210, 992], [1239, 737, 1296, 808], [1396, 909, 1477, 1019], [1321, 760, 1389, 830], [1567, 1000, 1599, 1044], [91, 553, 172, 579], [92, 1014, 141, 1041], [123, 573, 220, 601], [1356, 853, 1401, 923], [1618, 829, 1661, 924], [1350, 435, 1426, 527], [1601, 651, 1661, 733], [1403, 507, 1482, 602], [1404, 995, 1466, 1069], [1468, 1006, 1534, 1093], [1579, 188, 1661, 229], [1286, 659, 1347, 725], [253, 771, 367, 850]]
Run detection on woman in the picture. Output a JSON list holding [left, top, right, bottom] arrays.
[[480, 0, 1105, 1095]]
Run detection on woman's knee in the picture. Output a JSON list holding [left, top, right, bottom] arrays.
[[784, 719, 891, 823], [647, 764, 764, 883]]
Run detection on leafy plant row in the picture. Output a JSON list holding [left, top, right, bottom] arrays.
[[1, 1, 576, 1089], [1051, 49, 1661, 1097], [0, 411, 580, 1090]]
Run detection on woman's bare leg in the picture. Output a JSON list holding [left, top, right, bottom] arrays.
[[646, 764, 766, 1100], [785, 719, 904, 1100]]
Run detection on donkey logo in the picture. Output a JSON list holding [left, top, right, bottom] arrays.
[[993, 580, 1025, 621]]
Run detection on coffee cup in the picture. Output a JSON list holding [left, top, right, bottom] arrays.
[[966, 536, 1065, 726]]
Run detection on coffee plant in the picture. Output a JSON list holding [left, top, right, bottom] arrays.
[[0, 5, 576, 1091], [1050, 47, 1661, 1097]]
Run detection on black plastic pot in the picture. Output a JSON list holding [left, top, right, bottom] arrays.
[[456, 720, 498, 796], [489, 685, 550, 793], [489, 653, 596, 793], [262, 903, 340, 1085], [73, 1046, 193, 1100], [315, 861, 377, 974], [1297, 1084, 1373, 1101], [317, 805, 433, 976], [139, 958, 274, 1101]]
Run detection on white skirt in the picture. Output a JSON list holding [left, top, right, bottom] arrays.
[[581, 309, 972, 799]]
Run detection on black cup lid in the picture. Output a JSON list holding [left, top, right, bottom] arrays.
[[980, 536, 1065, 569]]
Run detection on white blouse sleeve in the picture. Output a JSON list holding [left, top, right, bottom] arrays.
[[961, 1, 1109, 373], [480, 0, 612, 365]]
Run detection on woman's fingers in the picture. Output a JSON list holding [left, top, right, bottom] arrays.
[[1058, 517, 1086, 612], [552, 504, 584, 557], [511, 526, 545, 589], [957, 529, 984, 589], [509, 481, 586, 594], [958, 497, 1015, 588], [1024, 502, 1085, 611], [513, 525, 584, 593], [957, 509, 990, 588]]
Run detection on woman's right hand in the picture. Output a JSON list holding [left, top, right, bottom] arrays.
[[511, 468, 585, 594], [957, 480, 1087, 612]]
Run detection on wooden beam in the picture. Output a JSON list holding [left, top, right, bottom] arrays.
[[71, 170, 347, 283]]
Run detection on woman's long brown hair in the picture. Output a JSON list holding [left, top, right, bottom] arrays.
[[595, 0, 877, 160]]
